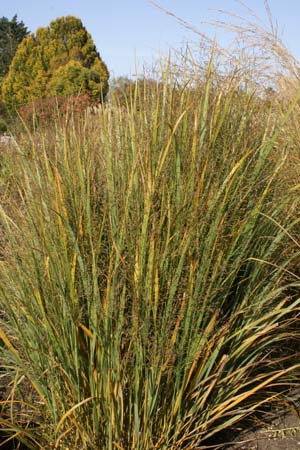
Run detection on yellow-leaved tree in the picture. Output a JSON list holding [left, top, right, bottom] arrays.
[[1, 16, 109, 110]]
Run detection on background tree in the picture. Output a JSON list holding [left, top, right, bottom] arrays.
[[0, 14, 29, 83], [1, 16, 109, 110]]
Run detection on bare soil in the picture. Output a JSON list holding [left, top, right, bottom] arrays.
[[227, 411, 300, 450]]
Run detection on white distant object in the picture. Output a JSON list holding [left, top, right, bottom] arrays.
[[0, 134, 16, 146]]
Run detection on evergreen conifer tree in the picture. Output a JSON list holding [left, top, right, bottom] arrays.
[[2, 16, 109, 110], [0, 14, 29, 83]]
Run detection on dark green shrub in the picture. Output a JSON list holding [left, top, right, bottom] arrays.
[[0, 117, 7, 133]]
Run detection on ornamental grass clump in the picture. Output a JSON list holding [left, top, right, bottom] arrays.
[[1, 54, 300, 449]]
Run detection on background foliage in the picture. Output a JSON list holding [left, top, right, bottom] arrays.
[[1, 16, 109, 111]]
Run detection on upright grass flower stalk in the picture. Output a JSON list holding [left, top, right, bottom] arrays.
[[1, 54, 300, 449]]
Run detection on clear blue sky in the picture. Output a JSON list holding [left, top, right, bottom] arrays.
[[1, 1, 299, 78]]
